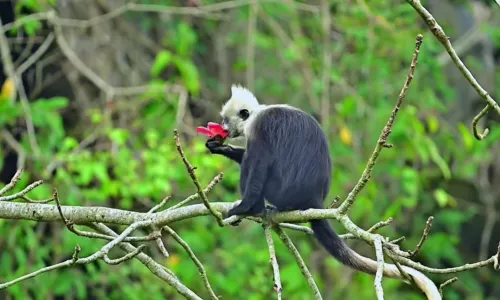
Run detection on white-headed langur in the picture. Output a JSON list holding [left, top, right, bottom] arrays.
[[205, 85, 441, 300]]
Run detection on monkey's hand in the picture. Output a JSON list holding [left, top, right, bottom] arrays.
[[205, 136, 225, 153]]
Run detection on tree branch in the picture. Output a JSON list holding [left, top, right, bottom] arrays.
[[173, 129, 224, 226], [264, 223, 282, 299], [374, 236, 385, 300], [274, 226, 322, 300], [0, 17, 40, 156], [338, 34, 423, 215], [406, 0, 500, 137]]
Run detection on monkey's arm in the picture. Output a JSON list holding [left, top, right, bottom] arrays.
[[226, 147, 269, 217], [206, 137, 245, 164]]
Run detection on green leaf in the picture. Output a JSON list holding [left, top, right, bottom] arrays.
[[174, 57, 200, 95], [433, 188, 455, 207], [108, 128, 130, 146], [457, 123, 474, 150], [31, 97, 69, 111], [23, 18, 42, 36], [151, 50, 172, 77], [175, 22, 197, 57], [424, 137, 451, 179]]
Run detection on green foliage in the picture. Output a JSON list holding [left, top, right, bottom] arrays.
[[1, 0, 499, 299]]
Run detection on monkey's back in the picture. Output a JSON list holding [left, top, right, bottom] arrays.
[[244, 105, 332, 211]]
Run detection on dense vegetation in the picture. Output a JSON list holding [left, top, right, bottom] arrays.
[[0, 0, 499, 299]]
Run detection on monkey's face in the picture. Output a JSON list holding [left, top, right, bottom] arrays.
[[220, 85, 260, 139], [220, 109, 250, 138]]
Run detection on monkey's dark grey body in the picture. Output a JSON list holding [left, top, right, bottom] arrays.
[[207, 105, 364, 269], [232, 106, 331, 215], [205, 86, 443, 299]]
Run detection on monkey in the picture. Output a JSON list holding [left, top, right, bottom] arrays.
[[205, 85, 441, 299]]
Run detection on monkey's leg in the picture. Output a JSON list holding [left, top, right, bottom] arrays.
[[227, 157, 268, 217]]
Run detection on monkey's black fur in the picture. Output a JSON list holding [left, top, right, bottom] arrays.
[[206, 106, 369, 271]]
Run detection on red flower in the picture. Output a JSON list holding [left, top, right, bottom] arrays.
[[196, 122, 228, 138]]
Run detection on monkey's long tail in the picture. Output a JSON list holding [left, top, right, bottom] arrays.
[[310, 219, 442, 300]]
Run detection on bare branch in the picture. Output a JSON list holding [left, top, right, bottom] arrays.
[[275, 226, 322, 300], [103, 245, 146, 265], [16, 33, 54, 76], [409, 216, 434, 257], [264, 223, 282, 299], [0, 168, 23, 196], [0, 180, 43, 202], [338, 34, 423, 215], [406, 0, 500, 121], [472, 105, 490, 140], [162, 225, 218, 299], [439, 277, 458, 297], [386, 250, 498, 274], [0, 245, 82, 290], [90, 223, 202, 300], [0, 130, 26, 169], [342, 217, 393, 240], [1, 218, 151, 290], [174, 129, 224, 226], [148, 196, 172, 214], [374, 236, 385, 300], [0, 18, 40, 156], [168, 172, 223, 210]]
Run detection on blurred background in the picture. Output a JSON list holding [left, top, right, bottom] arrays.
[[0, 0, 499, 299]]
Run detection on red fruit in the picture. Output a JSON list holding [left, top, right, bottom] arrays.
[[196, 122, 228, 138]]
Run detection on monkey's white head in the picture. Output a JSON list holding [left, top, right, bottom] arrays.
[[220, 84, 264, 139]]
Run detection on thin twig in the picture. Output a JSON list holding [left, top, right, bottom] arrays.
[[409, 216, 433, 257], [90, 223, 201, 300], [0, 220, 148, 290], [472, 105, 490, 140], [0, 180, 44, 202], [0, 245, 82, 289], [390, 236, 406, 244], [264, 223, 282, 299], [0, 17, 39, 155], [386, 251, 414, 284], [406, 0, 500, 120], [320, 0, 332, 131], [374, 236, 385, 300], [338, 34, 423, 215], [275, 226, 322, 300], [246, 2, 258, 90], [54, 190, 159, 242], [0, 168, 23, 196], [0, 168, 47, 203], [386, 249, 498, 274], [0, 130, 26, 169], [495, 242, 500, 270], [3, 0, 318, 33], [162, 225, 218, 300], [173, 129, 224, 226], [148, 196, 172, 214], [103, 245, 147, 265], [439, 277, 458, 297], [16, 33, 54, 76], [342, 218, 393, 240], [168, 173, 223, 210]]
